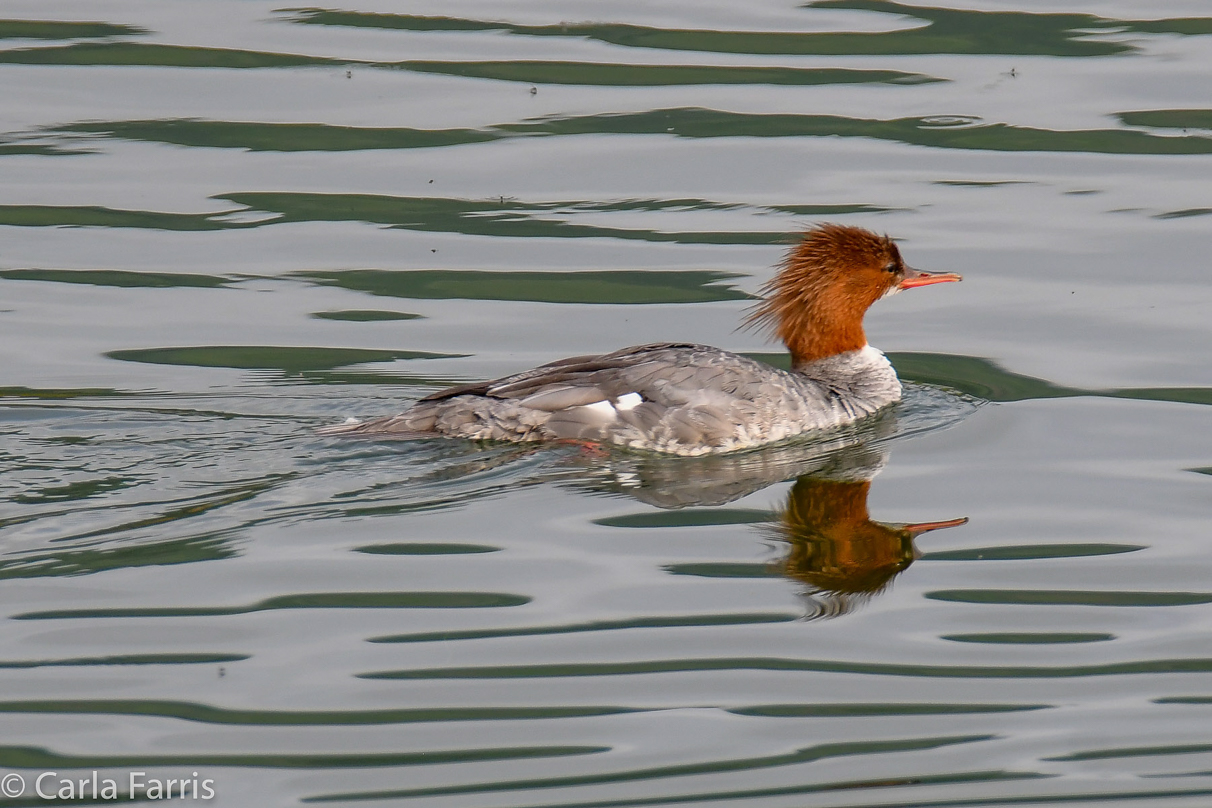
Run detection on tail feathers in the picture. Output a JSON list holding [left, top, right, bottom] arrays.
[[316, 417, 367, 436]]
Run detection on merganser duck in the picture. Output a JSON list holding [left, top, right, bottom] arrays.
[[321, 224, 961, 455]]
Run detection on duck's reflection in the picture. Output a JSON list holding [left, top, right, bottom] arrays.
[[772, 474, 965, 619], [575, 414, 966, 618]]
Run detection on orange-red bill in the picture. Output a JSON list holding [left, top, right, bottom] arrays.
[[899, 266, 963, 290], [900, 516, 969, 537]]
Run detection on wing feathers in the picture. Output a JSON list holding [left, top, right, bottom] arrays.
[[519, 385, 608, 412], [332, 343, 839, 454]]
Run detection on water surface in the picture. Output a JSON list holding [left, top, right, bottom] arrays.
[[2, 1, 1212, 805]]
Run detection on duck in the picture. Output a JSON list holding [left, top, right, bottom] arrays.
[[320, 223, 961, 456]]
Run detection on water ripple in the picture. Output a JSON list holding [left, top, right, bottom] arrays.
[[360, 656, 1212, 681]]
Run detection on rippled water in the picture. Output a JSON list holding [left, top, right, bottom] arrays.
[[2, 1, 1212, 805]]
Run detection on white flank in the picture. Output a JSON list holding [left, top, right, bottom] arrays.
[[583, 400, 617, 419], [615, 392, 642, 411]]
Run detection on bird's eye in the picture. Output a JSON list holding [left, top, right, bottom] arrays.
[[884, 263, 900, 273]]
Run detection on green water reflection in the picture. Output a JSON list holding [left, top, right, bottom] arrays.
[[105, 346, 461, 373], [283, 3, 1212, 57], [310, 310, 422, 322], [44, 112, 1212, 157], [16, 590, 531, 620], [0, 41, 943, 84], [0, 535, 236, 580], [0, 19, 144, 39], [297, 268, 751, 305], [0, 269, 230, 288], [0, 700, 638, 725], [0, 743, 606, 770], [305, 734, 1002, 803]]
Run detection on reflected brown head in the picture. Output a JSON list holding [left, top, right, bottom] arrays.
[[746, 224, 959, 366], [772, 475, 967, 619], [775, 478, 916, 616]]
